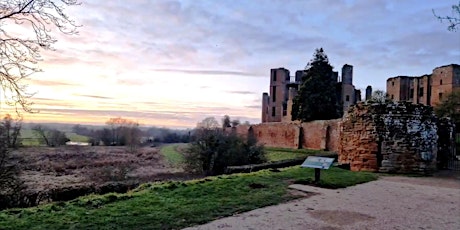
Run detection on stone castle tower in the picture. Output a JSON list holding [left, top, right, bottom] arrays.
[[262, 64, 361, 123], [386, 64, 460, 106]]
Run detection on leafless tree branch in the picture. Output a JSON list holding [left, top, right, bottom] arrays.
[[0, 0, 80, 113], [433, 2, 460, 32]]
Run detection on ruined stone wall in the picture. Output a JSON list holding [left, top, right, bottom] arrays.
[[340, 102, 439, 174], [300, 119, 340, 151], [230, 120, 340, 151], [251, 122, 300, 148], [340, 106, 379, 171], [325, 120, 340, 152], [225, 125, 251, 139]]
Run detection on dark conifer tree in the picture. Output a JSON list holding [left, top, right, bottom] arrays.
[[291, 48, 341, 121]]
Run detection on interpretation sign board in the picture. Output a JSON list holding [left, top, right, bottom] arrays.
[[301, 156, 334, 169]]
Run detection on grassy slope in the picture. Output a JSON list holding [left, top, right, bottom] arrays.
[[160, 144, 185, 167], [0, 166, 377, 230]]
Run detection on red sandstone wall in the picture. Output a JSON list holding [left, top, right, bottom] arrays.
[[251, 122, 300, 148], [325, 120, 340, 152], [237, 120, 341, 151], [299, 120, 340, 151], [339, 102, 439, 173], [339, 113, 379, 172], [301, 121, 326, 150]]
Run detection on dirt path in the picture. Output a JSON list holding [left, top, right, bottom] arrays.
[[185, 175, 460, 230]]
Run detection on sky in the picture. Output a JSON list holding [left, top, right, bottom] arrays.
[[3, 0, 460, 128]]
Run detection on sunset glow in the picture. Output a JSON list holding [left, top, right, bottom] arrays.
[[4, 0, 459, 128]]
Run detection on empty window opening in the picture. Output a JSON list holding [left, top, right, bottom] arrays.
[[272, 86, 276, 102], [272, 107, 276, 117], [346, 95, 350, 102]]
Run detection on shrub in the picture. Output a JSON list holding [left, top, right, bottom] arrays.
[[184, 127, 266, 176], [0, 124, 26, 209]]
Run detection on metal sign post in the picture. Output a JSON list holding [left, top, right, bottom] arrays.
[[301, 156, 335, 183]]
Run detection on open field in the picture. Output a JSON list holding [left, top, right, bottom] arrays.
[[8, 146, 200, 207], [0, 166, 378, 229], [2, 144, 340, 211], [11, 144, 322, 202], [19, 129, 90, 146]]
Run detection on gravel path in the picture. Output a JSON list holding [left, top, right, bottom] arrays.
[[185, 176, 460, 230]]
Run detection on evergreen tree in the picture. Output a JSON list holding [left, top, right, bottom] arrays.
[[291, 48, 341, 121]]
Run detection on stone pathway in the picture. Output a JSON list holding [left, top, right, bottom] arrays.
[[184, 176, 460, 230]]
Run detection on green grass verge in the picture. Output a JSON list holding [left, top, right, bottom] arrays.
[[66, 132, 90, 142], [265, 147, 330, 162], [160, 144, 185, 166], [0, 166, 377, 230]]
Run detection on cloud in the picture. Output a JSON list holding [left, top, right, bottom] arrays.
[[226, 90, 257, 95], [152, 69, 260, 77], [245, 105, 261, 109], [18, 0, 458, 128], [75, 94, 114, 100], [27, 79, 79, 87]]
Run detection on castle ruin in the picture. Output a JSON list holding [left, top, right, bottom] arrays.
[[261, 64, 363, 123], [386, 64, 460, 106]]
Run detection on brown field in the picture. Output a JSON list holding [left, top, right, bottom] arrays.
[[8, 146, 200, 206]]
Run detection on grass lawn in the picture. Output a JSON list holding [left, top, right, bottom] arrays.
[[158, 145, 327, 165], [265, 147, 331, 162], [160, 144, 186, 166], [0, 166, 377, 230]]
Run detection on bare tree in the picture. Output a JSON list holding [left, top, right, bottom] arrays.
[[106, 117, 128, 145], [122, 121, 142, 153], [1, 114, 22, 148], [0, 0, 80, 112], [433, 2, 460, 32], [0, 119, 24, 202], [197, 117, 220, 130], [105, 117, 142, 151], [231, 119, 240, 127], [32, 125, 68, 146], [32, 125, 49, 146]]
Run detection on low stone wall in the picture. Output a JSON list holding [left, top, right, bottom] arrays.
[[340, 102, 439, 174], [230, 120, 341, 151], [251, 122, 301, 149]]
